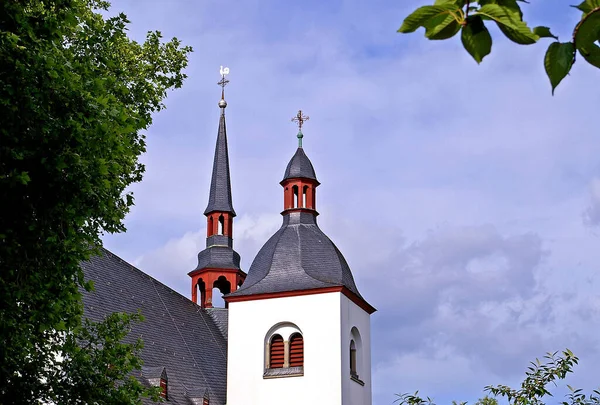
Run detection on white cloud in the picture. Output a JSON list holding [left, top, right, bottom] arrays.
[[583, 178, 600, 228]]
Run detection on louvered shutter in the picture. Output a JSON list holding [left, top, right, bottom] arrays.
[[289, 333, 304, 367], [269, 335, 285, 368]]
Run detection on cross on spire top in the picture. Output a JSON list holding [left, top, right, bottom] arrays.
[[218, 66, 230, 108], [291, 110, 309, 147]]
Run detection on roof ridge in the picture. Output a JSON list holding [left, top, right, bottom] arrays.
[[231, 225, 287, 292]]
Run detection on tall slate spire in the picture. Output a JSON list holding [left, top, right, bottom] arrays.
[[189, 67, 246, 309], [204, 109, 236, 216]]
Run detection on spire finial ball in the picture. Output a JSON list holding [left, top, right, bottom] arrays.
[[218, 99, 227, 108]]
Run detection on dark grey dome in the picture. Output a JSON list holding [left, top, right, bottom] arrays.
[[228, 212, 362, 298], [282, 148, 318, 182], [193, 243, 241, 272]]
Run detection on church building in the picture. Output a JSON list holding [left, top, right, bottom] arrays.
[[81, 71, 376, 405]]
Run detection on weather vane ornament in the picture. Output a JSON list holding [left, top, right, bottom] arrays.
[[218, 66, 230, 108], [291, 110, 309, 147]]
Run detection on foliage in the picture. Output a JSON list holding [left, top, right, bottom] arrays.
[[395, 350, 600, 405], [398, 0, 600, 94], [0, 0, 191, 403], [53, 312, 162, 404]]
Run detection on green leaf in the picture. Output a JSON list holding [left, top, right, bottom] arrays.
[[533, 26, 558, 39], [398, 5, 461, 33], [575, 9, 600, 68], [544, 42, 575, 94], [434, 0, 466, 5], [477, 4, 539, 44], [425, 14, 462, 40], [572, 1, 593, 13], [461, 15, 493, 63], [478, 0, 524, 19]]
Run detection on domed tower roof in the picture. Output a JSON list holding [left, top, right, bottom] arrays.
[[228, 133, 371, 312], [229, 211, 362, 297], [282, 146, 318, 182]]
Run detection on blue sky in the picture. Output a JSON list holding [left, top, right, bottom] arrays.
[[102, 1, 600, 404]]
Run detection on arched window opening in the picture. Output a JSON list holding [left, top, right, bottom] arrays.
[[211, 287, 224, 308], [212, 276, 231, 308], [292, 185, 299, 208], [198, 279, 206, 308], [350, 327, 364, 384], [269, 335, 285, 368], [302, 185, 308, 208], [208, 215, 214, 236], [289, 333, 304, 367], [350, 340, 358, 377], [218, 214, 224, 235]]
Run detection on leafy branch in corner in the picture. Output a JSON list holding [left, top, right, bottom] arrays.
[[395, 350, 600, 405], [398, 0, 600, 94]]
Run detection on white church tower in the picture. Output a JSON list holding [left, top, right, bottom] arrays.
[[225, 111, 376, 405]]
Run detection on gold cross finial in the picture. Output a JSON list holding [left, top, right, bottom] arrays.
[[291, 110, 309, 147], [291, 110, 309, 131]]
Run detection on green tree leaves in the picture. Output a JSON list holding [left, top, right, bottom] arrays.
[[544, 42, 575, 94], [574, 7, 600, 68], [398, 5, 463, 35], [398, 0, 600, 94], [461, 16, 492, 63], [395, 350, 600, 405], [0, 0, 190, 403], [477, 4, 538, 44], [533, 26, 558, 39]]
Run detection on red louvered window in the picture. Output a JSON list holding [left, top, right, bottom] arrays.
[[289, 333, 304, 367], [269, 334, 285, 368], [159, 378, 168, 400]]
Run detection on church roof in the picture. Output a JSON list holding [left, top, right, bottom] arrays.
[[282, 147, 318, 182], [81, 248, 228, 405], [227, 212, 362, 298], [204, 111, 236, 216]]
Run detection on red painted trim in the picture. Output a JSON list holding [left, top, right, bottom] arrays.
[[225, 286, 376, 314], [188, 267, 247, 277], [340, 286, 377, 314], [280, 178, 320, 187]]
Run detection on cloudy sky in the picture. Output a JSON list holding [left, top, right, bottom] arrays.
[[102, 1, 600, 404]]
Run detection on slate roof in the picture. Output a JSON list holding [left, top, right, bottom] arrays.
[[227, 211, 363, 298], [204, 110, 236, 216], [192, 244, 241, 272], [282, 147, 318, 182], [81, 248, 228, 405], [206, 308, 228, 340]]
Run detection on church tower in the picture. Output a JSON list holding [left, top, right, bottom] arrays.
[[225, 111, 375, 405], [188, 69, 246, 308]]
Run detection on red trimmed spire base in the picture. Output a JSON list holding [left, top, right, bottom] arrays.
[[189, 267, 246, 309]]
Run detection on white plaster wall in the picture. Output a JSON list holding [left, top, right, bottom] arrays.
[[341, 295, 372, 405], [226, 292, 343, 405]]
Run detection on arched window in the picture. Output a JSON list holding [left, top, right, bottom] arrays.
[[302, 185, 308, 208], [292, 185, 299, 208], [208, 215, 214, 236], [350, 327, 364, 384], [264, 323, 304, 378], [269, 334, 285, 368], [289, 333, 304, 367], [218, 214, 224, 235], [350, 340, 357, 377]]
